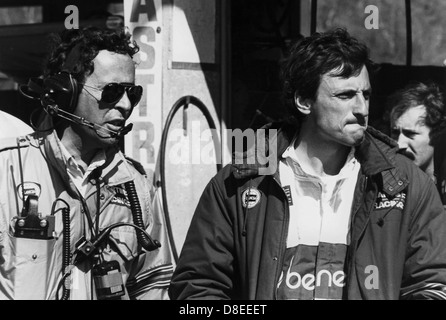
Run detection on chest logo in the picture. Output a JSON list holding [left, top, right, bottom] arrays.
[[242, 187, 261, 209], [283, 185, 293, 206], [374, 191, 406, 210], [110, 185, 131, 207]]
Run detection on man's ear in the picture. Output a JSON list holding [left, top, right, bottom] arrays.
[[294, 91, 311, 115]]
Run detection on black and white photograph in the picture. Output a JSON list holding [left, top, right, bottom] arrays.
[[0, 0, 446, 310]]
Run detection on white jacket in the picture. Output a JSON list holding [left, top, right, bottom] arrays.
[[0, 130, 174, 300]]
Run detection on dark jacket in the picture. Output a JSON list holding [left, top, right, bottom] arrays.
[[169, 123, 446, 300]]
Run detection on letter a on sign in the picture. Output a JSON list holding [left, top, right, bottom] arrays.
[[364, 5, 379, 30], [65, 5, 79, 29], [131, 0, 158, 22]]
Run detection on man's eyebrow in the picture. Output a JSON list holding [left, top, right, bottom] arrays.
[[391, 125, 418, 132], [333, 88, 372, 95], [333, 89, 357, 95], [401, 128, 419, 134], [363, 87, 372, 94]]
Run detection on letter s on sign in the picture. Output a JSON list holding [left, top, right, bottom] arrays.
[[133, 26, 156, 70]]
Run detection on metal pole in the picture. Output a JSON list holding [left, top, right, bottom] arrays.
[[405, 0, 412, 66], [311, 0, 318, 34]]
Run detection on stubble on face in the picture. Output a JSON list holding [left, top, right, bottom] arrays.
[[392, 105, 434, 170], [307, 66, 371, 149]]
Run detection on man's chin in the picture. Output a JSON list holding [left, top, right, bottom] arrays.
[[85, 131, 120, 148], [347, 130, 366, 147], [352, 134, 366, 146], [99, 136, 120, 147]]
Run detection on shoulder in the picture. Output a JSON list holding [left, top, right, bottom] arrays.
[[0, 135, 33, 153], [0, 111, 33, 138], [122, 153, 146, 175], [121, 152, 156, 185]]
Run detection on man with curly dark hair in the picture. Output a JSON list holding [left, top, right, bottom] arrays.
[[169, 28, 446, 300], [0, 26, 174, 300]]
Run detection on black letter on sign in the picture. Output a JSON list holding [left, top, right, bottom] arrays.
[[130, 0, 157, 23]]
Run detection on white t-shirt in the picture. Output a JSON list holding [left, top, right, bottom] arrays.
[[276, 143, 361, 300]]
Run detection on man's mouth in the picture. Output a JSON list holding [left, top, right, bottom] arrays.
[[106, 119, 125, 131]]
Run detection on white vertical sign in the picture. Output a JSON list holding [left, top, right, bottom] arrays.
[[124, 0, 163, 174]]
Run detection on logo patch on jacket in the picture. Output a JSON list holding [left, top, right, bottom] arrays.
[[283, 185, 293, 205], [110, 185, 131, 207], [17, 182, 41, 200], [374, 191, 406, 210], [242, 187, 261, 209]]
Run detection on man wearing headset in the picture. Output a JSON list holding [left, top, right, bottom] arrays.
[[0, 26, 173, 300]]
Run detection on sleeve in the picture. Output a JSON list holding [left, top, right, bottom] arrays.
[[168, 178, 235, 300], [400, 175, 446, 300], [125, 186, 175, 300]]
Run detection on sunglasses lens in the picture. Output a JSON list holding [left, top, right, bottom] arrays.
[[127, 85, 143, 107], [102, 83, 125, 104], [101, 83, 143, 107]]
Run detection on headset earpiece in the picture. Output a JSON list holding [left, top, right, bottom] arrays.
[[42, 71, 79, 113]]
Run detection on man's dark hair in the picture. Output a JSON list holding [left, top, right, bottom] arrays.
[[44, 26, 139, 84], [389, 81, 446, 140], [281, 28, 373, 121]]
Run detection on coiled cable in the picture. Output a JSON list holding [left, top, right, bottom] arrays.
[[61, 207, 71, 300], [124, 180, 161, 251]]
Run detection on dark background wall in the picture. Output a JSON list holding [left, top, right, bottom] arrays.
[[230, 0, 446, 136]]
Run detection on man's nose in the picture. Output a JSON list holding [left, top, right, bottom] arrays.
[[397, 133, 410, 149], [353, 93, 369, 123], [355, 94, 369, 113], [115, 91, 133, 115]]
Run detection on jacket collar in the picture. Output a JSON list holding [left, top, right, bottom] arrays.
[[356, 127, 409, 196], [231, 122, 408, 197], [43, 128, 136, 197], [232, 122, 295, 179]]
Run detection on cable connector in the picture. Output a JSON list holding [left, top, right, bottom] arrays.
[[73, 236, 96, 264]]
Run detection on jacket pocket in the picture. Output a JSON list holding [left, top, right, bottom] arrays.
[[108, 226, 139, 262], [7, 233, 56, 299]]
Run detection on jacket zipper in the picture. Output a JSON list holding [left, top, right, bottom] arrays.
[[347, 175, 376, 293], [355, 176, 376, 245], [272, 175, 289, 300]]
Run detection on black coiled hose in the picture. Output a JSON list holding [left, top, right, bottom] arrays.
[[159, 96, 222, 263], [124, 180, 161, 251], [61, 207, 70, 300]]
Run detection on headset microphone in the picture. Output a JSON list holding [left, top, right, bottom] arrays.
[[118, 123, 133, 136], [94, 122, 133, 139], [45, 103, 133, 139]]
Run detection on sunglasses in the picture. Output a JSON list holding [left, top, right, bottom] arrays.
[[82, 82, 143, 107]]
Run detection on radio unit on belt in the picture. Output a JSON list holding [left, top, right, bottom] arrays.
[[93, 260, 125, 300], [14, 194, 55, 239]]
